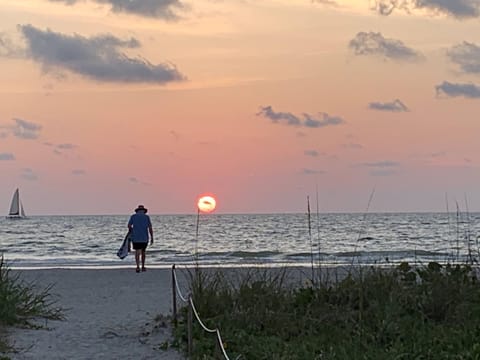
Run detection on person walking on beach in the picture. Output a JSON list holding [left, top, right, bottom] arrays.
[[128, 205, 153, 273]]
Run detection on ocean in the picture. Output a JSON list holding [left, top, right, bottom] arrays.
[[1, 212, 479, 269]]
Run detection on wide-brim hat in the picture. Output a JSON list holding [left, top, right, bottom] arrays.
[[135, 205, 148, 213]]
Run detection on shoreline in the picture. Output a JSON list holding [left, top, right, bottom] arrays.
[[8, 260, 463, 271]]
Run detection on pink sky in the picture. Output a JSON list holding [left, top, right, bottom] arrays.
[[1, 0, 479, 215]]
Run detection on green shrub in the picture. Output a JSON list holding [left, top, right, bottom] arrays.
[[0, 256, 63, 353], [175, 263, 480, 359]]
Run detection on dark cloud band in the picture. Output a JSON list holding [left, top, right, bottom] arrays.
[[349, 32, 423, 62], [372, 0, 480, 19], [436, 81, 480, 98], [368, 99, 409, 112], [257, 106, 344, 129], [47, 0, 185, 20], [447, 41, 480, 74], [17, 25, 185, 84]]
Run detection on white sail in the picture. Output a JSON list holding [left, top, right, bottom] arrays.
[[7, 188, 26, 218]]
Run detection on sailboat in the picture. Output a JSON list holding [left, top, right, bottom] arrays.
[[7, 188, 26, 219]]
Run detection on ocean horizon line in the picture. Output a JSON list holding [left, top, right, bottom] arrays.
[[4, 210, 480, 217]]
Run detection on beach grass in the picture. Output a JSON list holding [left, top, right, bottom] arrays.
[[174, 262, 480, 359], [0, 256, 63, 354]]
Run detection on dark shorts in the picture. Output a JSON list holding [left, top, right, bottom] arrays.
[[132, 242, 148, 250]]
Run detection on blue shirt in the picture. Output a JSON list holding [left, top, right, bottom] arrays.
[[128, 213, 152, 243]]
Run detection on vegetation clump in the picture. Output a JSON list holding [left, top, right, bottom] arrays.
[[175, 263, 480, 359], [0, 257, 63, 354]]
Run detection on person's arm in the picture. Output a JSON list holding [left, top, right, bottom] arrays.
[[149, 224, 153, 245], [128, 216, 133, 232]]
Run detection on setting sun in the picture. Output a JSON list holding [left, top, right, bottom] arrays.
[[197, 195, 217, 213]]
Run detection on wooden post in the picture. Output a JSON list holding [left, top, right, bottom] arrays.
[[172, 264, 177, 326], [188, 296, 193, 357]]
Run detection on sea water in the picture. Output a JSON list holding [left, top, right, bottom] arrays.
[[0, 212, 479, 269]]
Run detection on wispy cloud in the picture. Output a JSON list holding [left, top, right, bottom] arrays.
[[72, 169, 86, 175], [0, 32, 22, 58], [357, 160, 400, 176], [47, 0, 185, 20], [129, 177, 151, 186], [302, 168, 326, 175], [21, 168, 38, 181], [57, 143, 77, 150], [0, 118, 42, 140], [447, 41, 480, 74], [370, 169, 397, 176], [304, 150, 320, 157], [359, 160, 400, 168], [312, 0, 339, 7], [371, 0, 480, 19], [349, 32, 423, 62], [257, 106, 344, 129], [57, 143, 77, 155], [16, 24, 186, 84], [44, 142, 78, 155], [343, 142, 363, 149], [436, 81, 480, 98], [368, 99, 409, 112], [11, 118, 42, 139], [0, 153, 15, 161]]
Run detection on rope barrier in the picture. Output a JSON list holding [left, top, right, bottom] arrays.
[[172, 264, 233, 360], [172, 266, 189, 303], [189, 296, 230, 360]]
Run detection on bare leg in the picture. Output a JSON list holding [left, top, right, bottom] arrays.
[[141, 249, 146, 270], [135, 249, 141, 271]]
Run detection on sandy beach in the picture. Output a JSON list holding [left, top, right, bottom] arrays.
[[5, 268, 187, 360]]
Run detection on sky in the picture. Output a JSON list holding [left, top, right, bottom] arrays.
[[1, 0, 480, 215]]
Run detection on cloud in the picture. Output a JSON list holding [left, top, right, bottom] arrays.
[[312, 0, 339, 7], [304, 150, 320, 157], [357, 160, 400, 176], [371, 0, 480, 19], [0, 119, 30, 139], [435, 81, 480, 98], [368, 99, 409, 112], [370, 169, 397, 176], [55, 143, 77, 154], [359, 160, 400, 168], [129, 177, 150, 185], [21, 168, 38, 181], [0, 153, 15, 161], [447, 41, 480, 74], [257, 106, 344, 129], [170, 130, 180, 141], [57, 143, 77, 150], [72, 169, 86, 175], [47, 0, 185, 20], [343, 142, 363, 149], [44, 142, 78, 155], [349, 32, 423, 62], [17, 24, 186, 84], [0, 32, 22, 58], [12, 118, 42, 139], [302, 168, 326, 175]]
